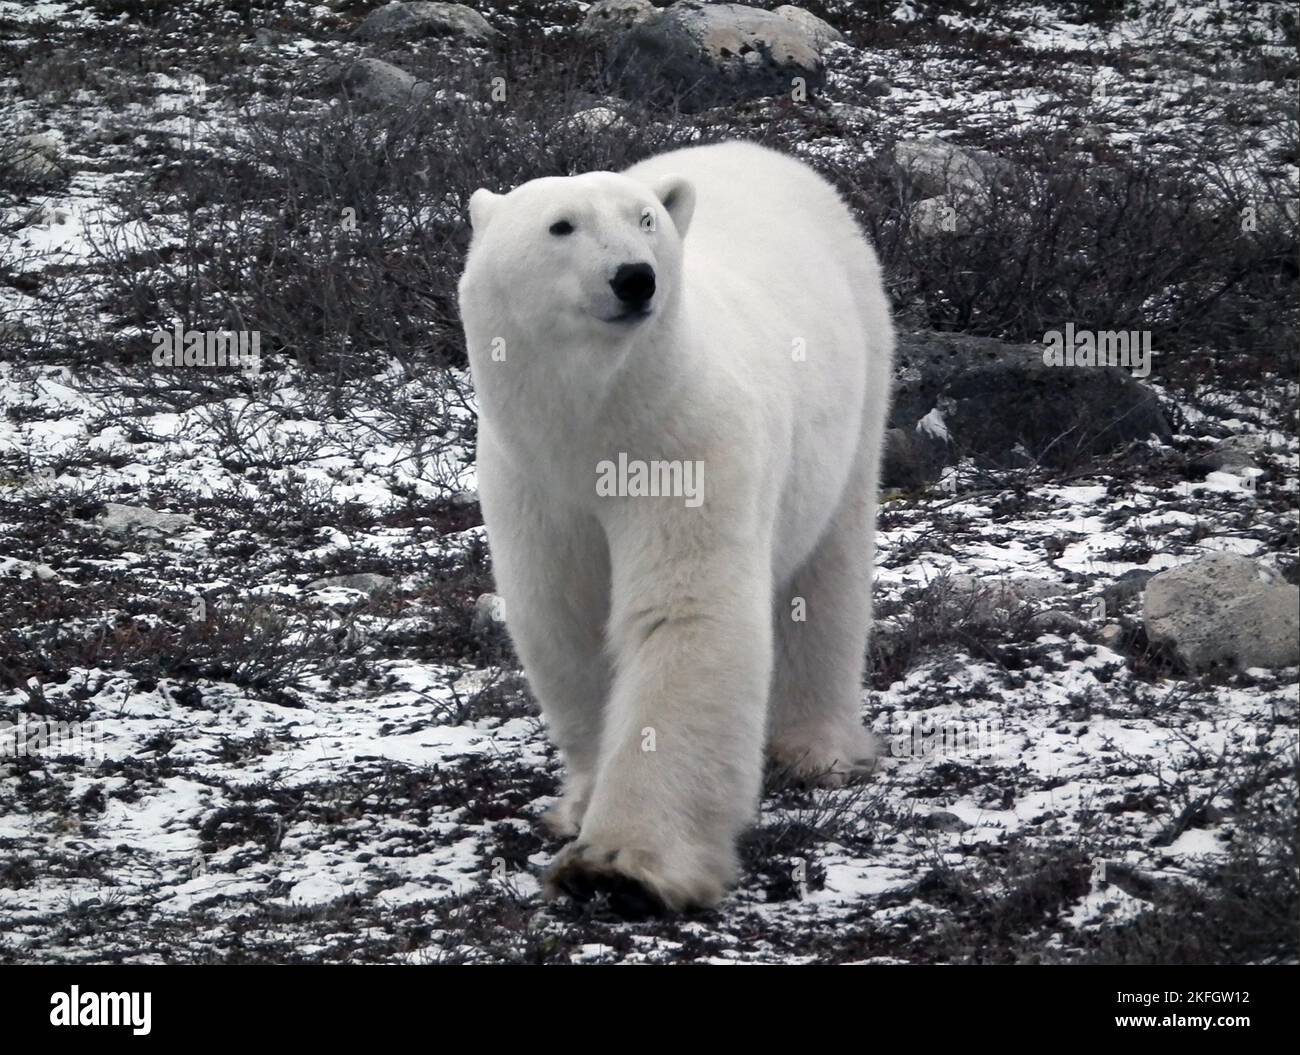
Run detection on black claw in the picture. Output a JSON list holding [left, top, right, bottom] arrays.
[[554, 862, 669, 919], [601, 872, 669, 919], [554, 865, 598, 903]]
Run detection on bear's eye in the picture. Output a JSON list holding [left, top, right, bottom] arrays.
[[549, 220, 574, 236]]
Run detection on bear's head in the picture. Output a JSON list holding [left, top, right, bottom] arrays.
[[458, 170, 694, 346]]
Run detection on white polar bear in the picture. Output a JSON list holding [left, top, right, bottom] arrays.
[[458, 141, 894, 913]]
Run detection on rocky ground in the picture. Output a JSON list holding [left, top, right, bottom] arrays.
[[0, 0, 1296, 963]]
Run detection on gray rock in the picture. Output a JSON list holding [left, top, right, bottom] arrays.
[[1216, 433, 1273, 455], [341, 58, 430, 107], [557, 105, 629, 135], [944, 573, 1068, 624], [880, 331, 1171, 486], [17, 131, 61, 158], [910, 195, 966, 238], [4, 133, 66, 185], [1029, 609, 1086, 635], [0, 321, 36, 346], [1143, 553, 1300, 670], [868, 615, 908, 654], [1005, 576, 1071, 603], [252, 27, 291, 46], [580, 0, 656, 35], [1101, 568, 1155, 616], [353, 2, 502, 45], [472, 591, 507, 632], [826, 100, 868, 127], [96, 503, 195, 538], [1098, 623, 1125, 649], [1, 559, 58, 581], [887, 137, 1018, 259], [1250, 195, 1299, 235], [863, 75, 891, 97], [890, 138, 1016, 199], [1190, 435, 1262, 476], [922, 810, 969, 832], [308, 572, 396, 594], [880, 411, 950, 492], [1097, 861, 1168, 901], [606, 2, 840, 111], [773, 5, 845, 48]]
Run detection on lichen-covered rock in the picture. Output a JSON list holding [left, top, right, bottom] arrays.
[[606, 2, 844, 111], [943, 573, 1070, 624], [353, 2, 502, 46], [96, 503, 195, 538], [307, 573, 396, 594], [773, 5, 845, 48], [472, 591, 507, 632], [910, 195, 968, 238], [890, 138, 1016, 199], [880, 331, 1171, 487], [4, 132, 67, 185], [1144, 553, 1300, 670], [580, 0, 656, 36], [340, 58, 431, 106]]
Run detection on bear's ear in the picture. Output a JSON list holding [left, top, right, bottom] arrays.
[[468, 188, 501, 232], [651, 175, 695, 238]]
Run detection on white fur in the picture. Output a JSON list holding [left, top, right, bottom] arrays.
[[458, 141, 894, 910]]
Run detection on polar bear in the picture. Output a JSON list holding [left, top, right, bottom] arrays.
[[458, 141, 894, 914]]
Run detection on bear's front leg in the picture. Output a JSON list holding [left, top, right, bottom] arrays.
[[544, 507, 773, 914], [477, 437, 612, 839]]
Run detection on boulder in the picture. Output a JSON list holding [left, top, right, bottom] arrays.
[[773, 5, 845, 48], [880, 408, 951, 492], [1100, 568, 1155, 616], [889, 138, 1016, 199], [880, 331, 1171, 486], [340, 58, 431, 106], [1143, 552, 1299, 670], [1189, 434, 1266, 476], [1028, 608, 1086, 635], [605, 2, 841, 111], [922, 810, 970, 832], [943, 573, 1069, 624], [910, 195, 966, 238], [4, 132, 66, 186], [352, 2, 502, 45], [95, 503, 195, 538], [580, 0, 657, 36], [307, 573, 396, 594], [557, 105, 629, 135], [472, 591, 507, 632]]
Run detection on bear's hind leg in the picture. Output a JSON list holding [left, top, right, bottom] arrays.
[[768, 457, 880, 785]]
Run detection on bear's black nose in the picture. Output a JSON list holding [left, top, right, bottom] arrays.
[[610, 262, 656, 306]]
